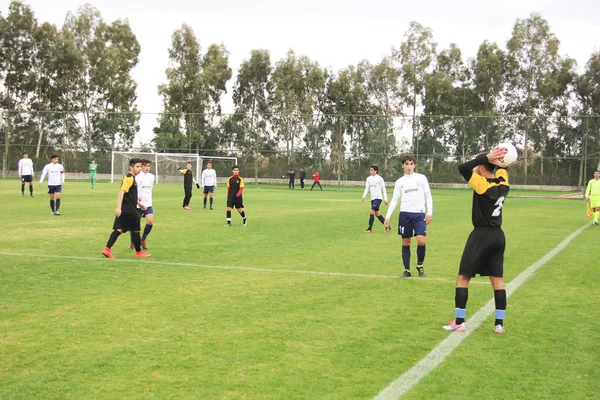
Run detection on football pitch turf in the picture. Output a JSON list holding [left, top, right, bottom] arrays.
[[0, 179, 597, 399]]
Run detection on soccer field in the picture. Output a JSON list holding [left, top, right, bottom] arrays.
[[0, 179, 597, 399]]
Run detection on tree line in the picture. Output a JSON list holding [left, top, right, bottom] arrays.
[[1, 1, 599, 184]]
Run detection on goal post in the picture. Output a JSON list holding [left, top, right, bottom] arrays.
[[111, 151, 201, 184]]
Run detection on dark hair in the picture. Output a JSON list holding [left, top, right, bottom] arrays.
[[51, 155, 59, 159], [129, 158, 143, 166], [401, 154, 416, 164], [595, 170, 600, 173], [23, 152, 28, 156], [232, 165, 239, 170], [370, 165, 379, 173], [476, 152, 495, 172]]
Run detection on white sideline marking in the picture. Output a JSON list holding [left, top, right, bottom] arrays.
[[373, 223, 590, 400], [0, 251, 489, 284]]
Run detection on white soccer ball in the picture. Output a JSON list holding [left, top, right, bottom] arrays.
[[493, 142, 518, 168]]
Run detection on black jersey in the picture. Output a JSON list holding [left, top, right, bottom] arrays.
[[181, 169, 194, 187], [467, 169, 509, 227], [120, 173, 138, 217], [227, 174, 245, 197]]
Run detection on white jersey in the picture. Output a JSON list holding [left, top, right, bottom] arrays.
[[136, 171, 154, 207], [18, 158, 34, 176], [362, 174, 388, 201], [385, 172, 433, 220], [202, 168, 217, 187], [39, 163, 65, 186]]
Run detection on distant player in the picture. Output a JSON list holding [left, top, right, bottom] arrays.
[[287, 170, 295, 190], [18, 152, 34, 197], [39, 155, 65, 215], [89, 159, 98, 189], [225, 165, 247, 226], [130, 159, 155, 250], [179, 162, 199, 210], [443, 148, 509, 334], [299, 167, 306, 190], [102, 158, 151, 259], [384, 154, 433, 278], [585, 170, 600, 226], [361, 165, 390, 233], [201, 161, 217, 210], [310, 171, 322, 191]]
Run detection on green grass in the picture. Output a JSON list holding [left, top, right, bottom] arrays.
[[0, 178, 597, 399]]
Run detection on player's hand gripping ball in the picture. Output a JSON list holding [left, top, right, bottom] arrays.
[[492, 143, 518, 168]]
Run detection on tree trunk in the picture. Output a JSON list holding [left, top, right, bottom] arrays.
[[36, 118, 44, 159]]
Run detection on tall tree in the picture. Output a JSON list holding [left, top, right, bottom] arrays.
[[156, 25, 231, 153], [0, 0, 38, 173], [393, 21, 437, 150], [233, 49, 272, 183], [366, 56, 401, 170], [576, 52, 600, 178], [505, 13, 571, 182]]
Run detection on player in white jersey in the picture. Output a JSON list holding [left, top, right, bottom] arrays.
[[201, 161, 218, 210], [384, 154, 433, 278], [361, 165, 390, 233], [39, 155, 65, 215], [130, 159, 155, 250], [18, 152, 35, 197]]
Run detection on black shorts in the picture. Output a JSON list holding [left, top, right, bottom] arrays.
[[21, 175, 33, 183], [227, 195, 244, 209], [459, 227, 505, 277], [113, 215, 141, 232]]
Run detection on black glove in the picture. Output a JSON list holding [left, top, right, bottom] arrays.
[[196, 183, 200, 189]]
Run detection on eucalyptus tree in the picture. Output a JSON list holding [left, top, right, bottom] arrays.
[[575, 52, 600, 177], [505, 13, 574, 181], [366, 56, 401, 170], [0, 0, 37, 167], [232, 49, 272, 181], [156, 24, 231, 153], [392, 21, 437, 151]]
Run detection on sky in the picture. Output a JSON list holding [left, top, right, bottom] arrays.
[[5, 0, 600, 146]]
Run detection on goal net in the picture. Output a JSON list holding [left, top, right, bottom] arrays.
[[198, 156, 238, 185], [111, 152, 201, 184]]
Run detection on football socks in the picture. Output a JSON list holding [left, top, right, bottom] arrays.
[[417, 244, 426, 264], [494, 289, 507, 326], [455, 287, 468, 325], [402, 245, 411, 270], [142, 224, 153, 241], [50, 200, 55, 212]]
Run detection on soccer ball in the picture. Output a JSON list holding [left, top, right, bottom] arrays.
[[493, 142, 518, 168]]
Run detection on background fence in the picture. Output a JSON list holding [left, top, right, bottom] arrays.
[[1, 111, 599, 188]]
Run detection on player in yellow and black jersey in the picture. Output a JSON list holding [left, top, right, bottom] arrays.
[[179, 162, 199, 210], [101, 158, 151, 259], [224, 165, 247, 226], [443, 147, 510, 334]]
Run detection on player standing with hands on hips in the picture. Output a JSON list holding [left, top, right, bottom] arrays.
[[442, 147, 509, 334], [361, 165, 390, 233], [39, 155, 65, 215], [384, 154, 433, 278]]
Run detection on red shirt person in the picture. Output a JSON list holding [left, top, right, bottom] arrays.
[[310, 171, 323, 191]]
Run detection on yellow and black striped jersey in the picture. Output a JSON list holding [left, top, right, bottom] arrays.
[[467, 168, 509, 228], [120, 173, 138, 216]]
